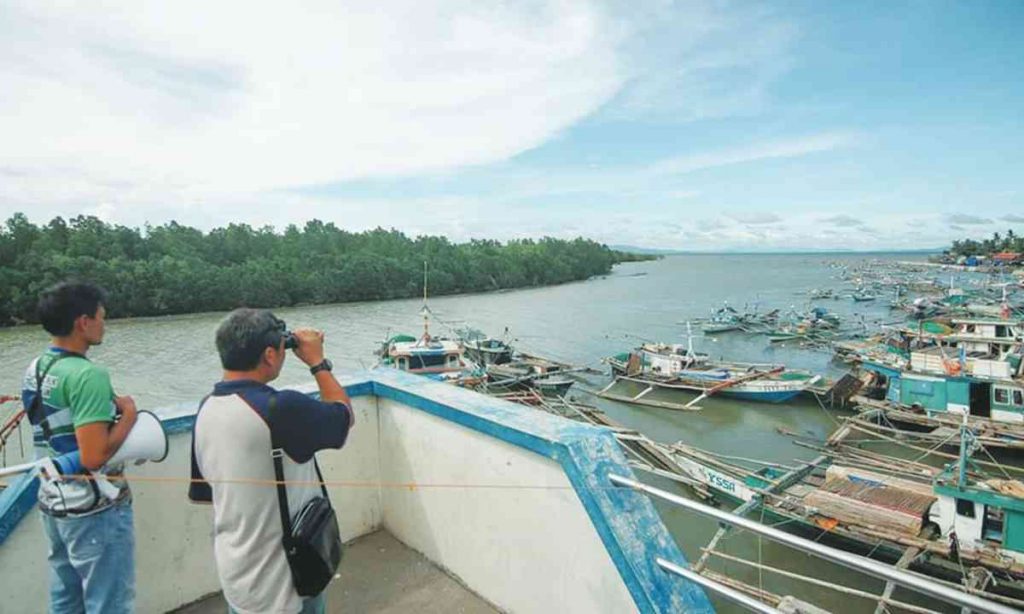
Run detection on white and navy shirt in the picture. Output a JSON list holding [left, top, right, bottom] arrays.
[[189, 380, 352, 614]]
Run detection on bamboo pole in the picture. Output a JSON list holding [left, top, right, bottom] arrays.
[[845, 424, 1024, 475], [701, 548, 941, 614]]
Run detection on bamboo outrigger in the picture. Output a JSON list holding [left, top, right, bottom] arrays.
[[665, 424, 1024, 604]]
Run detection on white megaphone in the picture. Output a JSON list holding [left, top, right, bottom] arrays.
[[0, 410, 168, 499], [108, 410, 168, 466]]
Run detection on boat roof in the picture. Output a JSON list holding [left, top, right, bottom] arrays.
[[389, 338, 463, 356], [953, 318, 1023, 326]]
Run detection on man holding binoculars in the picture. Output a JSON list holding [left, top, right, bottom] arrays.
[[189, 308, 354, 614]]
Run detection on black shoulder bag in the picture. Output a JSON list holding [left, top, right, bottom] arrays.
[[269, 396, 344, 597]]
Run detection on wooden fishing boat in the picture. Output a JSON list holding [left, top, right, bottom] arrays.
[[375, 268, 482, 384], [457, 327, 515, 366], [701, 303, 742, 334], [668, 434, 1024, 602], [603, 337, 820, 406]]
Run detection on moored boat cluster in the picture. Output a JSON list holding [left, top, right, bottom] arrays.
[[375, 259, 1024, 610]]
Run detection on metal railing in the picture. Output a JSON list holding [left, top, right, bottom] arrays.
[[608, 473, 1018, 614], [656, 556, 780, 614]]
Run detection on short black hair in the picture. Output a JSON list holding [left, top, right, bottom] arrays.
[[37, 282, 108, 336], [216, 308, 285, 370]]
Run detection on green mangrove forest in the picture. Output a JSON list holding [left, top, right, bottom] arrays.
[[0, 213, 651, 326]]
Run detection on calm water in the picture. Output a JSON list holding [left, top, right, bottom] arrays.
[[1, 253, 955, 612]]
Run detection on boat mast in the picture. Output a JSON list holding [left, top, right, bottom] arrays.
[[420, 260, 431, 343], [956, 413, 977, 490], [685, 321, 696, 362]]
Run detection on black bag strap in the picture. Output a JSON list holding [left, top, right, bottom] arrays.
[[32, 352, 78, 441], [187, 394, 214, 503], [268, 394, 330, 540]]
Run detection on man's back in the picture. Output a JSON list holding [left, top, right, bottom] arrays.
[[22, 348, 127, 514], [193, 380, 348, 614]]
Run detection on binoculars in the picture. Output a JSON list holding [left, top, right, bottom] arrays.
[[283, 332, 298, 350]]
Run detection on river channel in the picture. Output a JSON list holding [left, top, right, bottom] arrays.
[[2, 252, 955, 612]]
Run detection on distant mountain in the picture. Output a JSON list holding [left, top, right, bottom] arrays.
[[608, 244, 683, 255], [609, 244, 943, 255]]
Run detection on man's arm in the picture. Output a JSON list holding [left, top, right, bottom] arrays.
[[292, 328, 353, 428], [76, 395, 137, 470], [271, 390, 352, 463]]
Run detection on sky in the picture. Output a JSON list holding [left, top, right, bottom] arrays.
[[1, 1, 1022, 251]]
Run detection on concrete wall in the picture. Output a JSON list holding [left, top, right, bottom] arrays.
[[0, 372, 712, 614], [379, 397, 637, 613]]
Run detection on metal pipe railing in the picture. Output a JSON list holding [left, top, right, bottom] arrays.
[[656, 556, 780, 614], [608, 473, 1017, 614]]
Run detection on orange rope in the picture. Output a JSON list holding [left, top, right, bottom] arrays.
[[0, 472, 594, 491]]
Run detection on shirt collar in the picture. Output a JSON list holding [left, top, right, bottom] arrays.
[[47, 346, 88, 359], [212, 379, 273, 396]]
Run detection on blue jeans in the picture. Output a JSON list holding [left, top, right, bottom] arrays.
[[228, 592, 325, 614], [41, 501, 135, 614]]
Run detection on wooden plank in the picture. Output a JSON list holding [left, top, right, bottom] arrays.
[[873, 546, 921, 614]]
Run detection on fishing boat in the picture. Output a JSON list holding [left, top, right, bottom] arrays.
[[603, 328, 820, 407], [375, 264, 481, 384], [376, 328, 476, 383], [456, 327, 514, 366], [667, 428, 1024, 602], [485, 354, 576, 397], [852, 291, 877, 302], [700, 303, 742, 333]]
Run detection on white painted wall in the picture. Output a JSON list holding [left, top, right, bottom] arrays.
[[377, 398, 638, 614], [1, 391, 643, 613]]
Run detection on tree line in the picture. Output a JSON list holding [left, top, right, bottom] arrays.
[[0, 213, 653, 326], [948, 229, 1023, 257]]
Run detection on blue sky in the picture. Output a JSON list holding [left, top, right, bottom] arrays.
[[1, 1, 1022, 250]]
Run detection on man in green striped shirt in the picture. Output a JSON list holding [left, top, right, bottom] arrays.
[[21, 281, 138, 613]]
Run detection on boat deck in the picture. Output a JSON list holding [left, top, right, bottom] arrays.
[[172, 530, 498, 614]]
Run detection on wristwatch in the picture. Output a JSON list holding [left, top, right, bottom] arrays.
[[310, 358, 333, 375]]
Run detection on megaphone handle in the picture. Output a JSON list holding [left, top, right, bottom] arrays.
[[92, 473, 121, 500]]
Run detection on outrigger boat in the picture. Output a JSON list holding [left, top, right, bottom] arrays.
[[485, 353, 577, 398], [668, 423, 1024, 604], [700, 303, 742, 334], [375, 264, 481, 384], [456, 326, 514, 366], [601, 326, 820, 409]]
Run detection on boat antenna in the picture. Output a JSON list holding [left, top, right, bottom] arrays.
[[685, 321, 695, 360], [421, 260, 431, 343], [956, 412, 982, 490]]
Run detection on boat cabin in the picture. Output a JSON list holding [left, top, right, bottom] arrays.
[[950, 318, 1023, 350], [862, 362, 1024, 424], [898, 374, 1024, 423], [931, 476, 1024, 565], [386, 337, 467, 376]]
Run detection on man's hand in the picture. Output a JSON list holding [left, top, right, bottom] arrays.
[[77, 396, 138, 470], [291, 328, 326, 367], [114, 395, 138, 422]]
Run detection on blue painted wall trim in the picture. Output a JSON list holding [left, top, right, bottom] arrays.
[[0, 371, 713, 613]]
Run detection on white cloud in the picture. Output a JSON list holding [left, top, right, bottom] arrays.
[[607, 2, 797, 122], [646, 132, 856, 176], [948, 214, 993, 226], [821, 214, 865, 228], [729, 212, 782, 226], [1, 1, 624, 211]]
